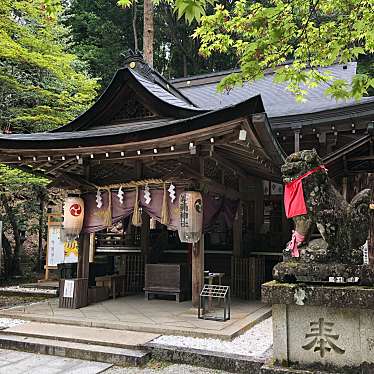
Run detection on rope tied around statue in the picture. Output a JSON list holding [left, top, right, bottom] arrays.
[[284, 165, 328, 257]]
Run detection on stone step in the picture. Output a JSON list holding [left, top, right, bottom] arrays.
[[3, 321, 159, 349], [260, 363, 338, 374], [0, 333, 151, 366]]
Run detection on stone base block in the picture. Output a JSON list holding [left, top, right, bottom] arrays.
[[260, 361, 373, 374], [262, 282, 374, 372], [273, 261, 374, 286]]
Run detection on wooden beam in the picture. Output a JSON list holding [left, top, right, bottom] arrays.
[[55, 171, 96, 191], [348, 155, 374, 162], [177, 161, 247, 200], [0, 121, 241, 157], [210, 153, 249, 181], [45, 158, 75, 174]]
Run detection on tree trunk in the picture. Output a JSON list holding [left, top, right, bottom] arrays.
[[132, 3, 138, 51], [0, 194, 21, 274], [183, 54, 188, 77], [38, 195, 45, 272], [2, 233, 12, 276], [143, 0, 154, 66]]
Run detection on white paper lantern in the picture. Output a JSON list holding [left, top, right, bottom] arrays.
[[178, 191, 203, 243], [63, 197, 84, 240]]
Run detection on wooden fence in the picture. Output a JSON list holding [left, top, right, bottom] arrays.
[[231, 256, 266, 300], [123, 254, 145, 294]]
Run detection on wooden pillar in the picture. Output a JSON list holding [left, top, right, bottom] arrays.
[[281, 198, 290, 246], [77, 163, 90, 281], [368, 173, 374, 263], [342, 176, 348, 201], [89, 233, 95, 263], [233, 203, 242, 257], [191, 157, 205, 307], [233, 177, 245, 257], [141, 212, 150, 263], [192, 238, 204, 307], [253, 177, 264, 234], [77, 233, 90, 279], [294, 130, 300, 152]]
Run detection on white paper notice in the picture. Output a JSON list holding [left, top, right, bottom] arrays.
[[63, 280, 75, 298]]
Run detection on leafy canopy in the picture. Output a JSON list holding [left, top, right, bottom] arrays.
[[0, 165, 48, 193], [117, 0, 215, 24], [0, 0, 99, 133], [193, 0, 374, 100]]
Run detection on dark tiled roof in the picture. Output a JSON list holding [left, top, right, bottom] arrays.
[[1, 118, 175, 141], [173, 63, 374, 118], [0, 95, 266, 149], [130, 70, 203, 111]]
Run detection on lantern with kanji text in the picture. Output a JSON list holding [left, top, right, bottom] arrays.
[[178, 191, 203, 243]]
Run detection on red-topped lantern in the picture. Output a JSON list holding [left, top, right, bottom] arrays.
[[63, 197, 84, 240]]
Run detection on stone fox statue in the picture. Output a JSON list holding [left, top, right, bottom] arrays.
[[282, 149, 370, 265]]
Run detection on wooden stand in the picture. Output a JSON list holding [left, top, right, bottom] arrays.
[[59, 278, 88, 309], [192, 238, 204, 307]]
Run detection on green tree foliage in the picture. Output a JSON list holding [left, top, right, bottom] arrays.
[[64, 0, 137, 90], [0, 0, 98, 276], [0, 165, 49, 275], [0, 0, 99, 133], [193, 0, 374, 100], [155, 3, 237, 78], [65, 0, 236, 83], [118, 0, 214, 25]]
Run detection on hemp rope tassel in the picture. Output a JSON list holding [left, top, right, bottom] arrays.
[[103, 188, 112, 227], [132, 186, 142, 227], [161, 183, 170, 225]]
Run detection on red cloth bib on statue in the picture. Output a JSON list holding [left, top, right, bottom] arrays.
[[284, 165, 327, 218]]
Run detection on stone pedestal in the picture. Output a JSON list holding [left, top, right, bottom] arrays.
[[262, 281, 374, 373]]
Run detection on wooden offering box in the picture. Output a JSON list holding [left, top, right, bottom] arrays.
[[144, 263, 190, 302]]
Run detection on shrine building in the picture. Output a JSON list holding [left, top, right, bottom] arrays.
[[0, 52, 372, 309]]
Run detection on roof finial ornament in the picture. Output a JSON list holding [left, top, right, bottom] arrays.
[[121, 49, 154, 82]]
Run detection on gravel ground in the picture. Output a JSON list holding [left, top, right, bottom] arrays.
[[104, 363, 232, 374], [0, 294, 49, 309], [0, 286, 57, 295], [0, 318, 27, 329], [153, 317, 273, 357]]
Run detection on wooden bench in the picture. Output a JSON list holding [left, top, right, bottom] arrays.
[[144, 263, 190, 303]]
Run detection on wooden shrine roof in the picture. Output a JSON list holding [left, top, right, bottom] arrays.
[[0, 52, 286, 186], [323, 122, 373, 177], [0, 96, 265, 149]]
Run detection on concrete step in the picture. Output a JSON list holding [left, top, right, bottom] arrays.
[[0, 333, 151, 366], [3, 321, 159, 349]]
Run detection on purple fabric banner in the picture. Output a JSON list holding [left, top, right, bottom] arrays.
[[203, 193, 239, 231], [82, 189, 238, 233]]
